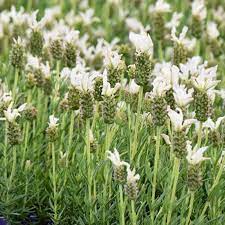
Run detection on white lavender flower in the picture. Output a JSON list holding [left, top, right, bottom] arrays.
[[102, 80, 121, 96], [125, 79, 140, 94], [173, 84, 193, 108], [103, 48, 123, 68], [191, 0, 207, 21], [125, 17, 146, 33], [167, 108, 196, 132], [107, 148, 128, 167], [3, 103, 26, 123], [191, 65, 220, 92], [203, 117, 225, 131], [165, 12, 182, 29], [153, 62, 180, 87], [149, 0, 171, 14], [186, 141, 210, 165], [126, 165, 140, 183], [129, 31, 153, 56], [151, 77, 170, 97], [48, 115, 59, 128], [206, 21, 220, 40]]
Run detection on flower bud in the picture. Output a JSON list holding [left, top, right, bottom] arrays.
[[24, 105, 38, 121], [94, 76, 103, 101], [102, 95, 117, 124], [187, 164, 203, 191], [151, 96, 167, 127], [68, 87, 80, 110], [135, 52, 152, 89], [165, 88, 176, 110], [29, 30, 44, 56], [46, 115, 59, 142], [10, 37, 26, 70], [107, 63, 125, 87], [64, 42, 76, 68], [34, 68, 44, 88], [152, 12, 165, 41], [125, 167, 140, 200], [7, 122, 22, 146], [26, 72, 37, 88], [128, 64, 136, 79], [80, 91, 94, 119], [43, 77, 52, 95], [194, 91, 212, 122], [208, 130, 221, 147], [191, 16, 203, 39], [50, 38, 63, 60], [173, 42, 187, 66], [114, 166, 126, 183], [173, 130, 187, 159]]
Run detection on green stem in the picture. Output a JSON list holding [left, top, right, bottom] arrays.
[[21, 122, 30, 168], [131, 200, 137, 225], [210, 155, 225, 193], [26, 0, 32, 11], [53, 60, 61, 110], [151, 126, 161, 221], [4, 122, 8, 182], [3, 36, 9, 57], [195, 40, 201, 56], [71, 0, 77, 11], [185, 192, 195, 225], [199, 155, 225, 221], [158, 41, 163, 61], [91, 102, 99, 130], [197, 122, 202, 147], [132, 86, 143, 161], [68, 112, 75, 164], [13, 69, 19, 99], [51, 142, 58, 223], [103, 124, 111, 223], [86, 119, 93, 223], [9, 147, 17, 189], [119, 185, 125, 225], [23, 175, 29, 209], [166, 158, 180, 225], [199, 202, 209, 222]]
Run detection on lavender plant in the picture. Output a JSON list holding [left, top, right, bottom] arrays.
[[0, 0, 225, 224]]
